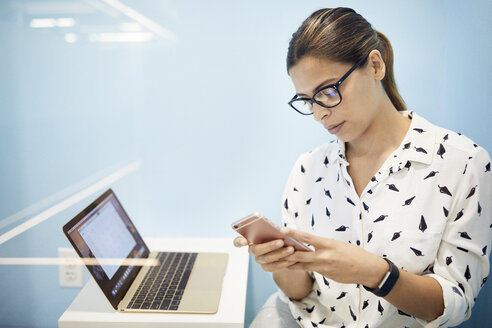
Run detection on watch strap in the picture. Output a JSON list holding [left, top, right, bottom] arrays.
[[363, 258, 400, 297]]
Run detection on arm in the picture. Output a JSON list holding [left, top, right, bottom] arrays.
[[282, 231, 445, 320], [363, 257, 444, 322], [273, 267, 314, 301]]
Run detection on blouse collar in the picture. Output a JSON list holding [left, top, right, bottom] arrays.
[[327, 111, 436, 167]]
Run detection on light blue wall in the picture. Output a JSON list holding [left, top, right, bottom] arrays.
[[0, 0, 490, 327]]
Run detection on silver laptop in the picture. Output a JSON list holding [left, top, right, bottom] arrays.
[[63, 189, 228, 314]]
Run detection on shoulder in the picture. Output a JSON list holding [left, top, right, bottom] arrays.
[[416, 112, 490, 164]]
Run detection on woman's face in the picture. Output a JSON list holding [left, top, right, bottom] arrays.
[[289, 53, 384, 143]]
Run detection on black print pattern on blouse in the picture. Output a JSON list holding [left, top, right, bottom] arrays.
[[465, 265, 471, 281], [305, 305, 315, 313], [457, 281, 465, 294], [349, 305, 357, 321], [336, 292, 347, 299], [392, 231, 402, 241], [323, 276, 330, 287], [454, 209, 465, 221], [324, 189, 332, 199], [386, 184, 400, 192], [398, 309, 411, 317], [419, 216, 427, 232], [438, 185, 453, 196], [410, 247, 424, 256], [459, 232, 472, 240], [362, 300, 369, 310], [404, 161, 412, 170], [446, 256, 453, 265], [374, 215, 388, 223], [424, 171, 438, 180], [402, 196, 416, 206], [346, 197, 356, 206], [466, 185, 478, 199], [378, 301, 384, 315], [437, 144, 446, 159]]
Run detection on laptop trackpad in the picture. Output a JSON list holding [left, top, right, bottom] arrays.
[[179, 252, 228, 313]]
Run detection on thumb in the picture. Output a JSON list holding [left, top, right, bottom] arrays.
[[280, 227, 322, 248]]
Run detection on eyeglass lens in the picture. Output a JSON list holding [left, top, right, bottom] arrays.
[[291, 86, 340, 114]]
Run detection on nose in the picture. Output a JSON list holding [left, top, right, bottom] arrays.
[[312, 103, 331, 122]]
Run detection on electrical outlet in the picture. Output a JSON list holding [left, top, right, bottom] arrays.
[[58, 248, 83, 287]]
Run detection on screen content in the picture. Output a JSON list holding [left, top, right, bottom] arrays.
[[78, 200, 137, 279]]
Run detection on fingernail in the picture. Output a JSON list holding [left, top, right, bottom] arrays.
[[275, 240, 284, 247], [286, 247, 294, 253], [280, 227, 288, 234], [240, 240, 247, 246]]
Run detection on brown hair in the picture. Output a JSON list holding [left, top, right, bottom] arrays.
[[287, 7, 406, 112]]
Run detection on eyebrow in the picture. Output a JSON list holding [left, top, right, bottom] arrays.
[[296, 77, 338, 97]]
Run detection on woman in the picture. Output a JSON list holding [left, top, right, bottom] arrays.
[[234, 7, 491, 328]]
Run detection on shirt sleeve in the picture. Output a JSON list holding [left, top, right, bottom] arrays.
[[417, 146, 492, 328]]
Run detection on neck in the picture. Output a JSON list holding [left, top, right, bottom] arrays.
[[345, 98, 410, 160]]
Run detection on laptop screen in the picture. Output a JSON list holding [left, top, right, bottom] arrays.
[[63, 189, 150, 309]]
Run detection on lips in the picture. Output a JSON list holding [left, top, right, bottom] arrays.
[[326, 121, 345, 134]]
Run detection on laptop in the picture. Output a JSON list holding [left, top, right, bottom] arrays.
[[63, 189, 228, 314]]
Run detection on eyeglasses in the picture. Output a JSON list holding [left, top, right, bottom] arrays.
[[288, 54, 368, 115]]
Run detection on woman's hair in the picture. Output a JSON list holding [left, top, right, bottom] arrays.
[[287, 7, 406, 112]]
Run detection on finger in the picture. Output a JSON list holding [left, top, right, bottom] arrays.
[[233, 236, 249, 248], [283, 250, 317, 263], [261, 260, 297, 272], [280, 227, 324, 248], [256, 246, 295, 264], [287, 261, 313, 271], [250, 239, 284, 257]]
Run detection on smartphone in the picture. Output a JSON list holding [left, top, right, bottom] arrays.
[[231, 212, 313, 252]]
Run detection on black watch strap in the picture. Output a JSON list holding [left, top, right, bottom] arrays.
[[363, 258, 400, 297]]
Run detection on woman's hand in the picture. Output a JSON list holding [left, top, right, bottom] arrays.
[[280, 227, 388, 288], [233, 236, 297, 272], [233, 235, 315, 300]]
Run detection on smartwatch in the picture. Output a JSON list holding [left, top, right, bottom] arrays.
[[363, 258, 400, 297]]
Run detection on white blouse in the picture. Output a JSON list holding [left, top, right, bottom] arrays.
[[280, 111, 491, 328]]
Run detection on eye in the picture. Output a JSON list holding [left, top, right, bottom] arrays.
[[320, 87, 337, 97]]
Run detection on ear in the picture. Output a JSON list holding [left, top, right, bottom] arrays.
[[367, 49, 385, 81]]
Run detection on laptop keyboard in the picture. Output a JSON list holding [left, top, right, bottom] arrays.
[[128, 252, 197, 311]]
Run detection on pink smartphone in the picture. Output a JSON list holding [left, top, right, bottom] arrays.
[[231, 212, 313, 252]]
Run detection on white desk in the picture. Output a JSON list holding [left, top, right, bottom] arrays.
[[58, 237, 249, 328]]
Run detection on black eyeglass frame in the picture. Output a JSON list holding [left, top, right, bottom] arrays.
[[288, 54, 369, 115]]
